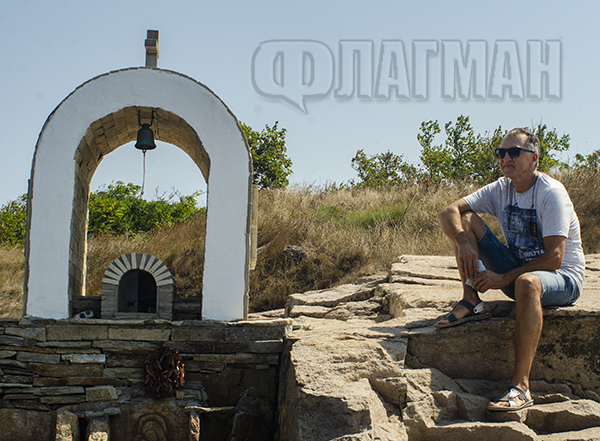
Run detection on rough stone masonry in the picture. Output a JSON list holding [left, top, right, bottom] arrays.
[[275, 254, 600, 440], [2, 255, 600, 439], [0, 318, 290, 440]]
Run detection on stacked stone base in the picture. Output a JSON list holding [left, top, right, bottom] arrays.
[[0, 317, 290, 440]]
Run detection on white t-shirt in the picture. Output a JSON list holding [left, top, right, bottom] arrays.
[[463, 173, 585, 287]]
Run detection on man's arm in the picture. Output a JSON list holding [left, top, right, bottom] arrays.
[[438, 199, 480, 280], [472, 235, 566, 293]]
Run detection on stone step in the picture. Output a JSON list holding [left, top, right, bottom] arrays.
[[407, 403, 600, 441], [409, 421, 600, 441], [403, 366, 600, 439], [407, 421, 540, 441], [279, 255, 600, 439], [540, 426, 600, 441], [488, 399, 600, 434]]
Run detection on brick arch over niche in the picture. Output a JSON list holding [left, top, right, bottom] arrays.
[[101, 253, 174, 320], [25, 68, 252, 321]]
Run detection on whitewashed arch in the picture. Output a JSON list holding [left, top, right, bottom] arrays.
[[24, 68, 252, 321]]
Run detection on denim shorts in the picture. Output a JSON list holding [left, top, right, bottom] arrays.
[[477, 222, 581, 307]]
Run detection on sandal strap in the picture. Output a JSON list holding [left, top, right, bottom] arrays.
[[494, 386, 530, 403], [444, 311, 459, 323], [456, 300, 476, 313], [442, 301, 486, 325]]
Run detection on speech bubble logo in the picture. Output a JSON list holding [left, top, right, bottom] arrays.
[[252, 40, 334, 113]]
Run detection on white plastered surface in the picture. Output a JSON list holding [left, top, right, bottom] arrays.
[[26, 68, 251, 321]]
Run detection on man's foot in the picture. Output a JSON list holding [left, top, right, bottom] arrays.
[[435, 300, 490, 328], [487, 386, 533, 411]]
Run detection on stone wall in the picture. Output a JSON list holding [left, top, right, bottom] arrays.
[[73, 296, 203, 321], [0, 317, 290, 440]]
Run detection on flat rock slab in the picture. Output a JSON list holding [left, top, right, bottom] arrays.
[[407, 421, 540, 441], [280, 318, 408, 440], [280, 255, 600, 440], [524, 400, 600, 434], [389, 255, 462, 282], [287, 305, 330, 318], [287, 282, 378, 308], [540, 426, 600, 441]]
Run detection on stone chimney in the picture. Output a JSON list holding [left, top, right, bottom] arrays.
[[145, 30, 159, 67]]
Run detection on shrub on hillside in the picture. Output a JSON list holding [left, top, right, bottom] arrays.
[[350, 150, 419, 189], [418, 116, 570, 185], [0, 182, 203, 246], [0, 195, 26, 246], [351, 116, 571, 188], [241, 121, 293, 189], [88, 181, 201, 236]]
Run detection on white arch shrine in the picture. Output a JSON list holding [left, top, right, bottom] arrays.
[[24, 68, 252, 321]]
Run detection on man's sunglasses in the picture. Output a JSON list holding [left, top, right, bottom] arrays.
[[495, 147, 537, 159]]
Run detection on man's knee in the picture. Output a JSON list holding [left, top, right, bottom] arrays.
[[515, 273, 543, 302], [461, 211, 485, 240]]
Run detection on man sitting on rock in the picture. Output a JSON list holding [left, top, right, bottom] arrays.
[[436, 128, 585, 411]]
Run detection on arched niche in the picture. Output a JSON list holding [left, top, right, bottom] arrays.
[[102, 253, 173, 319], [24, 68, 252, 321]]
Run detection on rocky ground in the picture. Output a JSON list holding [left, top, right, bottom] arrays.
[[252, 255, 600, 440]]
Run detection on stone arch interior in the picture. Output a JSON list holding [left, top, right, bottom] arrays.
[[69, 106, 209, 305], [118, 269, 157, 313]]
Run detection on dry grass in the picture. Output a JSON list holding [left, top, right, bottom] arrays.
[[85, 214, 206, 298], [248, 184, 467, 311], [2, 173, 600, 318], [0, 245, 24, 317], [557, 167, 600, 253]]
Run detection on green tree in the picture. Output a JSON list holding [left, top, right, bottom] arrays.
[[418, 116, 570, 185], [534, 124, 570, 172], [0, 194, 27, 246], [350, 149, 419, 189], [88, 181, 201, 236], [0, 183, 202, 245], [574, 149, 600, 170], [241, 121, 293, 189], [419, 116, 501, 185]]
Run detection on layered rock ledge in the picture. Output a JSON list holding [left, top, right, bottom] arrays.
[[267, 254, 600, 440]]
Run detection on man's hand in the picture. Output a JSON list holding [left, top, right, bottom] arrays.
[[470, 235, 566, 292], [456, 239, 479, 280], [438, 199, 484, 281], [471, 270, 509, 292]]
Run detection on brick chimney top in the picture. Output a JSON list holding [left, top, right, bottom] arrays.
[[145, 30, 159, 67]]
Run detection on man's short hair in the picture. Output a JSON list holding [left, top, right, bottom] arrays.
[[506, 127, 540, 154]]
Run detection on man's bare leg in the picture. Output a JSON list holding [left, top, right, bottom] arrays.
[[488, 273, 543, 408], [437, 211, 486, 325]]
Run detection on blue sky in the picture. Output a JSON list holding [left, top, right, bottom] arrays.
[[1, 0, 598, 206]]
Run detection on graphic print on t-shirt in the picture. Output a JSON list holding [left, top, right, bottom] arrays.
[[502, 203, 545, 266]]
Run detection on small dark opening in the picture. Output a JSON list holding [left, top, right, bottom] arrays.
[[78, 417, 87, 437], [118, 269, 157, 313]]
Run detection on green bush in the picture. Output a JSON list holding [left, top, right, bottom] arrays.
[[350, 150, 419, 189], [88, 182, 201, 236], [241, 121, 293, 189], [0, 182, 203, 245], [0, 195, 27, 246], [418, 116, 570, 185], [574, 149, 600, 170], [352, 115, 572, 189]]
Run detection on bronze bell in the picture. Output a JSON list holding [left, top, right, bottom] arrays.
[[135, 123, 157, 150]]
